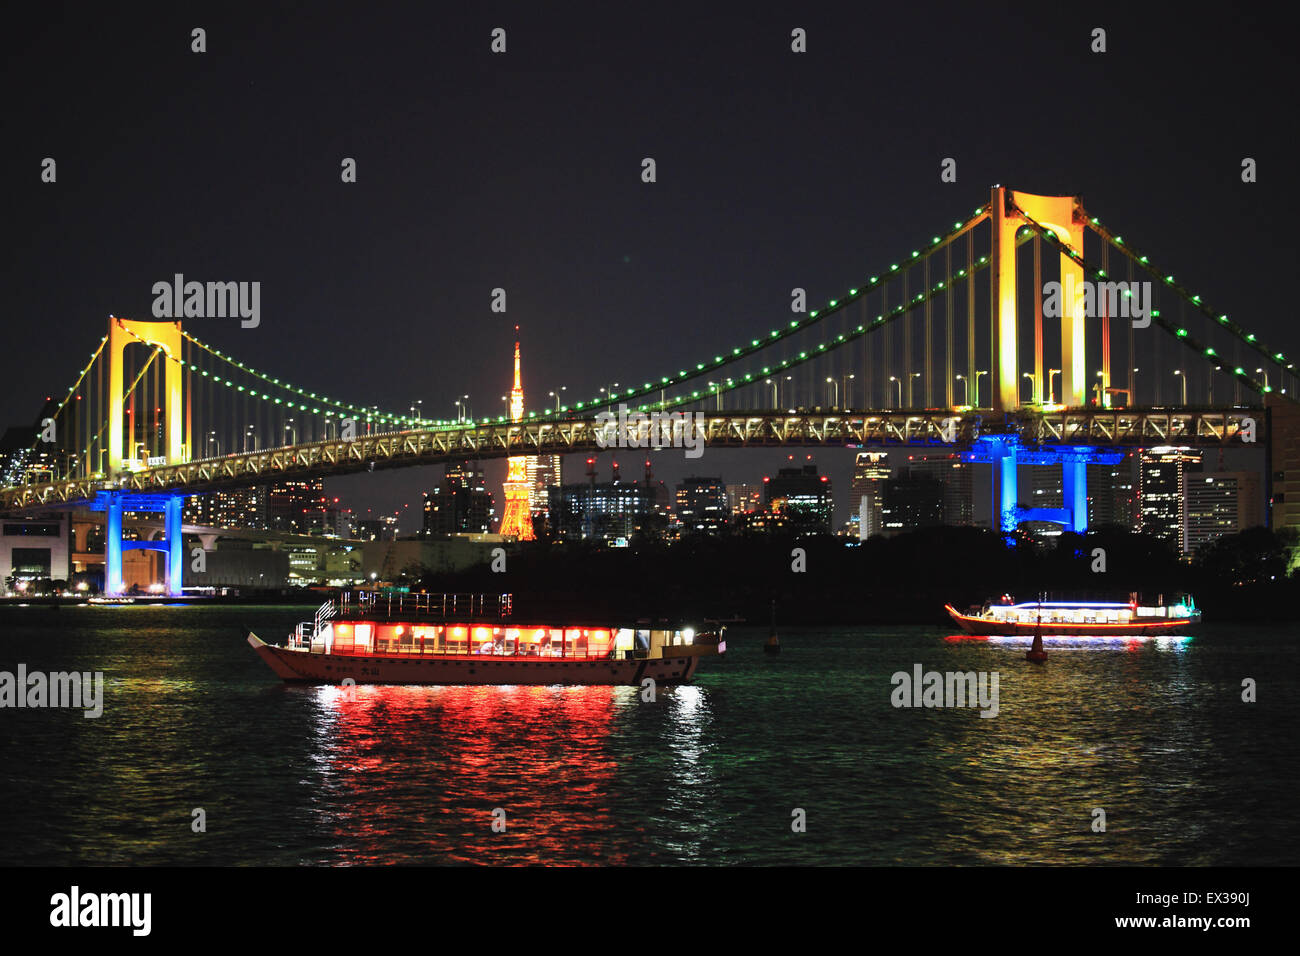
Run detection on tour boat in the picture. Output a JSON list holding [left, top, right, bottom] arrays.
[[248, 590, 726, 686], [945, 594, 1201, 637]]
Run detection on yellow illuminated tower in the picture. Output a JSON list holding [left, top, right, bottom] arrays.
[[498, 330, 537, 540]]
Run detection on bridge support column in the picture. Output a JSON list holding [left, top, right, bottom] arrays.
[[95, 490, 188, 597], [1062, 459, 1087, 534], [165, 495, 184, 597], [105, 493, 124, 596], [982, 436, 1019, 535]]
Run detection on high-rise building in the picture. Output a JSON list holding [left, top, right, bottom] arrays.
[[528, 454, 562, 515], [423, 462, 495, 536], [1088, 455, 1136, 529], [675, 476, 730, 534], [268, 478, 330, 535], [850, 452, 889, 539], [499, 334, 536, 540], [904, 453, 973, 527], [184, 487, 269, 530], [763, 459, 833, 532], [726, 483, 764, 517], [1185, 471, 1263, 554], [1139, 447, 1203, 553], [880, 467, 945, 534], [548, 480, 657, 544], [357, 515, 399, 542]]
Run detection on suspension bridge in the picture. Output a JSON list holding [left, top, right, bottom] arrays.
[[2, 187, 1295, 594]]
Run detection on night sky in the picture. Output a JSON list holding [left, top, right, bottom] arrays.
[[3, 4, 1293, 530]]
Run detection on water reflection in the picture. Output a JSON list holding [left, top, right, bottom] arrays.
[[301, 684, 628, 864], [945, 633, 1192, 652]]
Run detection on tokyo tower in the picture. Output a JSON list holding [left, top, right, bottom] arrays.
[[498, 330, 537, 540]]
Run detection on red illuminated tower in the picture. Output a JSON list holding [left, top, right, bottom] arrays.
[[498, 330, 537, 540]]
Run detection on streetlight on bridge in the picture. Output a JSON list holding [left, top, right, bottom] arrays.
[[908, 372, 921, 407], [841, 372, 855, 410], [549, 387, 566, 412], [825, 377, 838, 408], [975, 370, 988, 407], [889, 375, 902, 407], [1022, 372, 1038, 405], [1256, 367, 1270, 392], [207, 431, 220, 457], [1173, 369, 1187, 406], [285, 418, 296, 446], [955, 374, 968, 406], [764, 378, 778, 408], [600, 383, 620, 413], [1048, 369, 1060, 405]]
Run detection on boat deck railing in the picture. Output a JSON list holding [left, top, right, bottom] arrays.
[[335, 590, 513, 622]]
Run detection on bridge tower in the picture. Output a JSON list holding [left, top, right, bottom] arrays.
[[989, 187, 1088, 413], [102, 317, 191, 595], [107, 317, 187, 474], [986, 188, 1094, 536], [498, 332, 536, 540]]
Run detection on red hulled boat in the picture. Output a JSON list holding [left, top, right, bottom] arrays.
[[249, 590, 726, 686]]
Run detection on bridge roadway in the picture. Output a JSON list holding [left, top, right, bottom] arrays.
[[0, 405, 1264, 513]]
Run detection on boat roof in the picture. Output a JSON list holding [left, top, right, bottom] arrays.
[[1001, 601, 1133, 609]]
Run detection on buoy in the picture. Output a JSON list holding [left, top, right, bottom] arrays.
[[1026, 614, 1047, 663], [764, 599, 781, 655]]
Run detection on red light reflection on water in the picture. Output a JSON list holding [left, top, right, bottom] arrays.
[[308, 684, 629, 865]]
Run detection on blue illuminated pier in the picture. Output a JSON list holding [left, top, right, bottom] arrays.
[[963, 436, 1125, 536], [91, 491, 187, 597]]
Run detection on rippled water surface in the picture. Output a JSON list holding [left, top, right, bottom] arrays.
[[1, 605, 1296, 865]]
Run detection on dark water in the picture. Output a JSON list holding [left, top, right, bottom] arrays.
[[0, 605, 1296, 865]]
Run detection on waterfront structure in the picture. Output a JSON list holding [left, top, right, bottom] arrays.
[[0, 513, 70, 594]]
